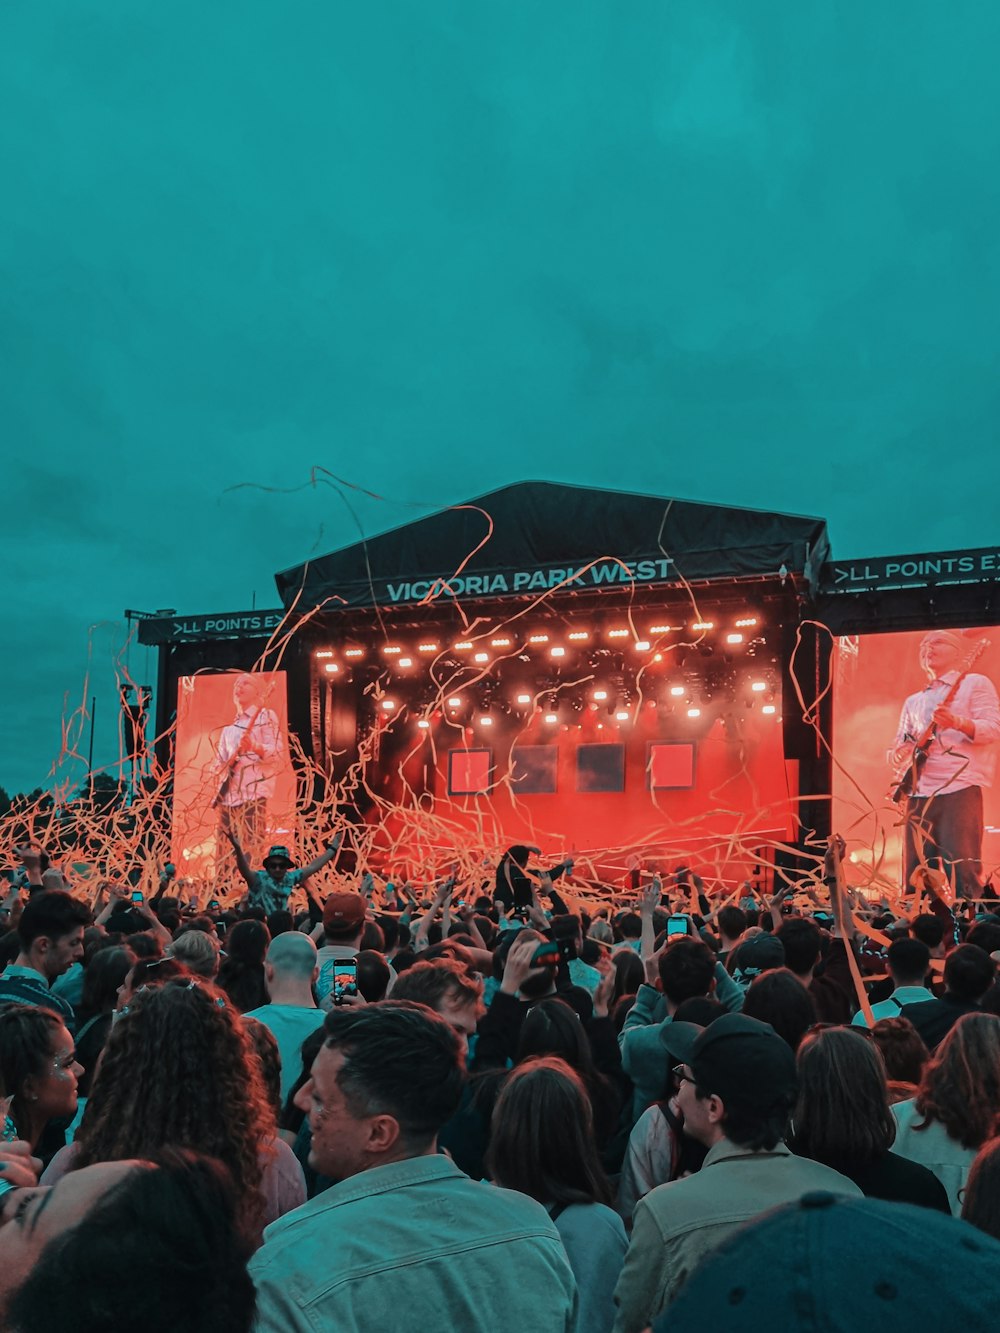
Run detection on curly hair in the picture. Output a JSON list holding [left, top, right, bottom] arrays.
[[73, 978, 275, 1238], [915, 1013, 1000, 1149]]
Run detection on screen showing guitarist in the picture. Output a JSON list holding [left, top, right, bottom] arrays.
[[214, 673, 284, 871], [891, 631, 1000, 899]]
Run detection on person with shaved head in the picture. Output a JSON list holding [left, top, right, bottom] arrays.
[[244, 932, 327, 1106], [892, 630, 1000, 899]]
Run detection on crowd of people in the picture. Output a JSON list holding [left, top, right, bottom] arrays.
[[3, 835, 1000, 1330]]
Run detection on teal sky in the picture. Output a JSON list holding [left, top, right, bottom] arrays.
[[3, 3, 999, 795]]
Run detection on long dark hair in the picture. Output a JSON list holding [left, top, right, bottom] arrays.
[[0, 1005, 63, 1138], [77, 945, 136, 1026], [6, 1148, 256, 1333], [488, 1056, 613, 1207], [962, 1137, 1000, 1241], [216, 920, 270, 1014], [75, 978, 274, 1238], [791, 1026, 896, 1170]]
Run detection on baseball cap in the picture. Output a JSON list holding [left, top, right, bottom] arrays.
[[683, 1013, 797, 1106], [322, 892, 367, 934], [264, 845, 294, 867], [658, 1021, 705, 1062], [654, 1192, 1000, 1333], [729, 933, 785, 989]]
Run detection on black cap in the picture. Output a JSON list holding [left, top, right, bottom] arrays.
[[688, 1014, 797, 1107]]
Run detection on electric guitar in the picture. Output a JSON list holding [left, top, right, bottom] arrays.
[[891, 638, 990, 804], [212, 707, 264, 809]]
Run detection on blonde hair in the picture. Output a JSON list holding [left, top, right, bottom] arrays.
[[168, 930, 221, 979]]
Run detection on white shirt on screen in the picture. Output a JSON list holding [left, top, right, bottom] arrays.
[[216, 707, 283, 807], [894, 671, 1000, 796]]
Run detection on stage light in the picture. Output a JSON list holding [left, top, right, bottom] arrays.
[[418, 642, 439, 653], [568, 631, 589, 641], [491, 637, 512, 648], [381, 700, 396, 712], [544, 712, 558, 724], [474, 652, 489, 663], [751, 681, 767, 692], [687, 707, 701, 718], [398, 657, 413, 667], [692, 621, 714, 632], [550, 646, 566, 658], [726, 633, 744, 645], [653, 653, 663, 662], [593, 689, 608, 701], [735, 617, 758, 628], [669, 685, 685, 697], [383, 646, 402, 655], [479, 715, 494, 727], [454, 641, 474, 651], [344, 648, 364, 659], [608, 629, 629, 639], [323, 663, 340, 674], [448, 697, 462, 708], [516, 693, 532, 705], [417, 719, 431, 730], [649, 624, 673, 635], [634, 640, 650, 652], [615, 710, 630, 722], [315, 650, 334, 659], [528, 633, 549, 644], [762, 704, 777, 715]]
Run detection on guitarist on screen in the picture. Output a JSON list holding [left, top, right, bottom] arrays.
[[213, 673, 283, 874], [891, 631, 1000, 899]]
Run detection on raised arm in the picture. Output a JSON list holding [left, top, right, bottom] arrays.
[[223, 827, 256, 886], [298, 832, 343, 881]]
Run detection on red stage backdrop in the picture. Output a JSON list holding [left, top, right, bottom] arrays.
[[833, 627, 1000, 889], [172, 671, 296, 886]]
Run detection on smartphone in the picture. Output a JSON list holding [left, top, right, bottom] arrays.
[[130, 890, 144, 904], [667, 914, 688, 938], [530, 940, 560, 968], [333, 959, 359, 1005], [207, 899, 220, 912]]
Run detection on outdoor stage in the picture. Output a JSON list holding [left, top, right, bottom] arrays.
[[136, 483, 1000, 903]]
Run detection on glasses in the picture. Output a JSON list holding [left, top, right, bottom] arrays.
[[672, 1064, 696, 1085]]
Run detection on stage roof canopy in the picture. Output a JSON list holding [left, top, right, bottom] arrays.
[[275, 480, 829, 611]]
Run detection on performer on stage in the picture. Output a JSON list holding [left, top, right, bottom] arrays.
[[892, 631, 1000, 899], [213, 673, 283, 874]]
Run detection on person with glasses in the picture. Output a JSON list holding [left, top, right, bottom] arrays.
[[612, 1014, 862, 1333]]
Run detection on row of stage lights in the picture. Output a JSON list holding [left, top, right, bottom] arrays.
[[313, 615, 763, 675]]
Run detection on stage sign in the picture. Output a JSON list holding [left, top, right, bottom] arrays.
[[821, 547, 1000, 595], [648, 743, 696, 790], [832, 627, 1000, 892], [171, 671, 296, 887], [139, 610, 286, 645], [448, 749, 493, 796]]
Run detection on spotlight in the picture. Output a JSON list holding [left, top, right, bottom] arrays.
[[454, 641, 474, 651], [417, 719, 431, 730], [751, 681, 767, 692], [479, 715, 494, 727], [398, 658, 413, 668], [382, 646, 402, 655], [315, 650, 334, 659], [448, 697, 462, 708], [550, 646, 566, 658], [474, 652, 489, 663], [608, 629, 629, 639], [687, 707, 701, 718], [381, 700, 396, 712], [669, 685, 685, 697], [762, 704, 777, 715], [491, 637, 512, 647], [634, 641, 651, 652], [568, 631, 589, 641], [516, 693, 532, 706], [615, 710, 630, 722], [593, 689, 608, 702], [418, 642, 439, 653], [544, 712, 558, 724], [692, 621, 714, 632], [344, 648, 364, 659], [726, 633, 744, 645], [735, 617, 758, 628], [528, 633, 549, 644], [649, 624, 673, 634], [324, 663, 340, 675]]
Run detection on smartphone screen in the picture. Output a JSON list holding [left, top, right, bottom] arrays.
[[667, 914, 688, 937], [130, 890, 144, 904], [333, 959, 359, 1004]]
